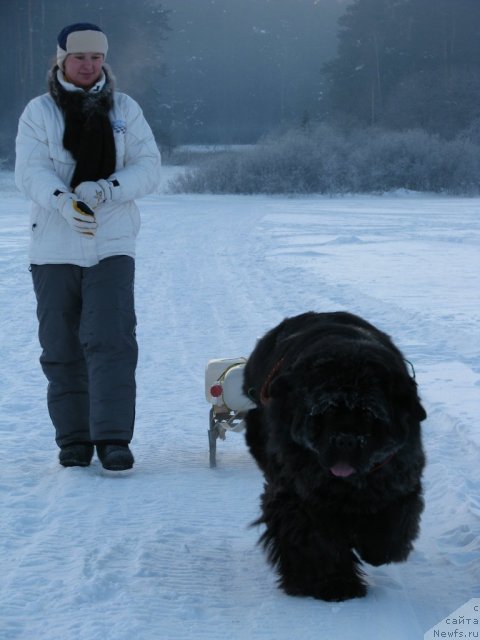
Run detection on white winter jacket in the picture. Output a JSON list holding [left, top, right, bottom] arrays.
[[15, 81, 161, 267]]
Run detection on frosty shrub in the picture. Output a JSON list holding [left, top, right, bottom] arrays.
[[348, 129, 480, 194], [170, 125, 350, 195], [170, 125, 480, 195]]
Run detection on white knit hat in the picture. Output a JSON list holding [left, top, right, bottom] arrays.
[[57, 23, 108, 69]]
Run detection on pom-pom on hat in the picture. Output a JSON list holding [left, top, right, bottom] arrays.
[[57, 23, 108, 69]]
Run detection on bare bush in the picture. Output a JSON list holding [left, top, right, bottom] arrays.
[[170, 125, 480, 195]]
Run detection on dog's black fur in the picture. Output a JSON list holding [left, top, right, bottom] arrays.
[[243, 311, 426, 602]]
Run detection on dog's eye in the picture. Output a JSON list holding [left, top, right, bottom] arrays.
[[317, 406, 339, 421], [357, 435, 368, 448], [309, 403, 335, 417]]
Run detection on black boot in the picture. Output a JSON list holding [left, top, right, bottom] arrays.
[[96, 442, 134, 471], [59, 442, 94, 467]]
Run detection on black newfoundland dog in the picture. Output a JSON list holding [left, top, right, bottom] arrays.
[[243, 311, 426, 602]]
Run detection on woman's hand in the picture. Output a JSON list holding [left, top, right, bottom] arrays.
[[74, 179, 116, 209], [56, 192, 97, 236]]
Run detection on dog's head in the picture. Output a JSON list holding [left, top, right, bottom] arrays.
[[267, 341, 426, 479]]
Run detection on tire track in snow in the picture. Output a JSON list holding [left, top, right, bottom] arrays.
[[134, 194, 433, 638]]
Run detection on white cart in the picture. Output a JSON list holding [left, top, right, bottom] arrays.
[[205, 358, 256, 467]]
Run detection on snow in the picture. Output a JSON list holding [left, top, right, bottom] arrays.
[[1, 168, 479, 639]]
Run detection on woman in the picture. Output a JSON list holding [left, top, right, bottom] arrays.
[[15, 23, 161, 471]]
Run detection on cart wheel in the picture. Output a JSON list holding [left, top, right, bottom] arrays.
[[208, 408, 218, 468]]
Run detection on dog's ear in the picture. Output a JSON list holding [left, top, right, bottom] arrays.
[[269, 373, 293, 398], [394, 375, 427, 422], [412, 396, 427, 422]]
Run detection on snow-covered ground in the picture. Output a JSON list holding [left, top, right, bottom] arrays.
[[1, 168, 479, 639]]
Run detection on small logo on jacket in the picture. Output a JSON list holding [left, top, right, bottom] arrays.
[[111, 119, 127, 134]]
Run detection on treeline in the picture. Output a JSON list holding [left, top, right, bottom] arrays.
[[0, 0, 344, 163], [0, 0, 170, 163], [1, 0, 479, 182], [171, 125, 480, 195], [321, 0, 480, 139], [173, 0, 480, 196]]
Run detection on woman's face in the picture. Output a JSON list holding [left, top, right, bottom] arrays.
[[63, 52, 104, 89]]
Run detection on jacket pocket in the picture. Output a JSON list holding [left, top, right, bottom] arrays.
[[97, 206, 139, 241], [30, 209, 39, 235]]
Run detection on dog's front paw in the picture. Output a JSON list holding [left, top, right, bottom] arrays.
[[358, 540, 413, 566], [283, 575, 367, 602], [315, 576, 368, 602]]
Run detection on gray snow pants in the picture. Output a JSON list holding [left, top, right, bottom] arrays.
[[31, 256, 138, 447]]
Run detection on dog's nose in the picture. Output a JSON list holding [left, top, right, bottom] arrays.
[[330, 433, 366, 451]]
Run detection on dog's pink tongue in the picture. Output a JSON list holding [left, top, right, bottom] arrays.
[[330, 462, 356, 478]]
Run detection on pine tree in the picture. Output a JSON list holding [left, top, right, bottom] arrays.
[[322, 0, 480, 137]]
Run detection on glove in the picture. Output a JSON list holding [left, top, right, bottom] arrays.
[[56, 192, 97, 237], [74, 179, 117, 209]]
